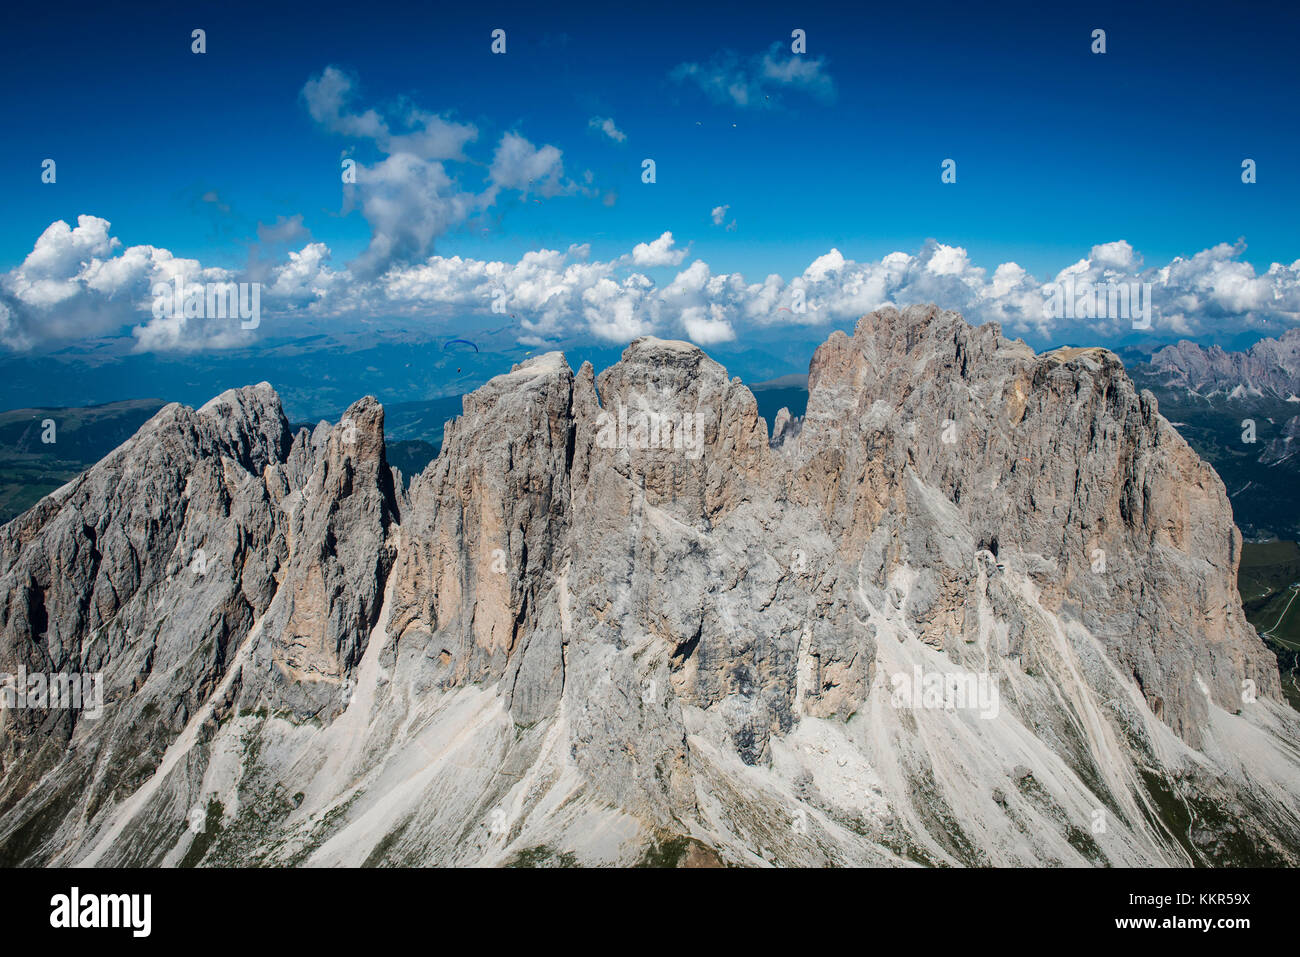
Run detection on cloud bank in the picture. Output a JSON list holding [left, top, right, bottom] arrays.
[[3, 216, 1298, 355]]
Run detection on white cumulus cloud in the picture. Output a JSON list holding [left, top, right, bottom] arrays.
[[628, 231, 688, 268], [302, 67, 578, 278]]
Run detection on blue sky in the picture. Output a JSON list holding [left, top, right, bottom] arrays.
[[1, 0, 1298, 364]]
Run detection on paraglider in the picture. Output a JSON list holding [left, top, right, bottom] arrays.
[[444, 338, 478, 373]]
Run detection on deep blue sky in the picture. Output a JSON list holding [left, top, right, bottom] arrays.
[[3, 0, 1296, 280]]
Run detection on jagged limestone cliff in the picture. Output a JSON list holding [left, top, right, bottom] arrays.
[[2, 305, 1298, 867]]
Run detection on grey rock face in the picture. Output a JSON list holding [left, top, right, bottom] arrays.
[[1, 307, 1298, 868], [803, 312, 1277, 746], [0, 384, 293, 861]]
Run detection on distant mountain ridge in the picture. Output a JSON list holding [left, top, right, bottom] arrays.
[[1149, 327, 1300, 399], [1129, 327, 1300, 540]]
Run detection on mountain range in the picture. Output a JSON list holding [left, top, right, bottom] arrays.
[[1, 305, 1298, 867], [1129, 328, 1300, 541]]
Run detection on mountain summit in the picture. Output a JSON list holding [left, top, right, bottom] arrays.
[[2, 305, 1297, 867]]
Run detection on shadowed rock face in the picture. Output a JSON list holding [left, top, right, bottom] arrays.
[[1, 305, 1298, 868]]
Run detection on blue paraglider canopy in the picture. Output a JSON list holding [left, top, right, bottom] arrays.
[[443, 338, 480, 352]]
